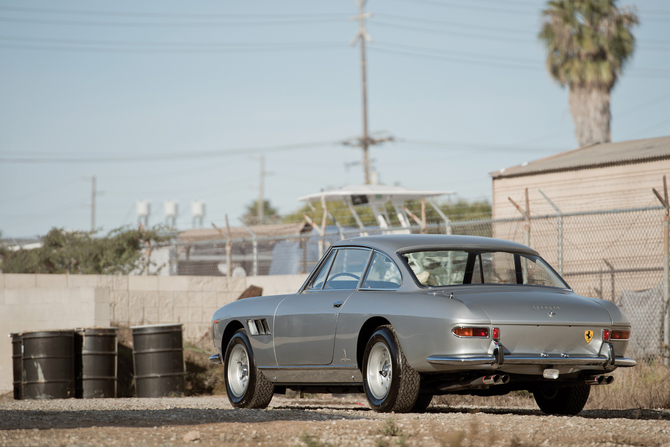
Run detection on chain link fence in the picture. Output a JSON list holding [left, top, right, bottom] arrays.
[[146, 205, 666, 359]]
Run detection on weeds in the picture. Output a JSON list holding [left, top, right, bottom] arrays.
[[375, 420, 409, 446], [378, 420, 402, 437], [298, 431, 333, 447]]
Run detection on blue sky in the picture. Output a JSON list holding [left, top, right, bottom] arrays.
[[1, 0, 669, 238]]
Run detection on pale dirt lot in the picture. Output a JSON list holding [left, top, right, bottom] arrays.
[[1, 394, 670, 447]]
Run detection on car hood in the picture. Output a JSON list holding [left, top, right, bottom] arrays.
[[449, 285, 613, 326]]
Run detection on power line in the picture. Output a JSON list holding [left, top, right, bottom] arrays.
[[377, 40, 540, 65], [394, 138, 565, 153], [0, 141, 341, 163], [373, 20, 535, 44], [370, 43, 670, 78], [0, 16, 346, 28], [388, 0, 539, 16], [0, 42, 346, 54], [512, 91, 670, 146], [371, 45, 542, 71], [0, 5, 349, 19], [626, 117, 670, 139], [0, 35, 345, 48], [375, 13, 534, 35], [373, 20, 670, 51]]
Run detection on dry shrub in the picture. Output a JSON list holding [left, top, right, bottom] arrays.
[[586, 360, 670, 410], [433, 362, 670, 411]]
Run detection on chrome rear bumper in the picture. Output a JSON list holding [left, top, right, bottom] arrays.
[[428, 342, 636, 368]]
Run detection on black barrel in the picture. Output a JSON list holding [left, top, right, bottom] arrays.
[[10, 333, 22, 400], [75, 328, 118, 398], [22, 330, 75, 399], [132, 324, 185, 397]]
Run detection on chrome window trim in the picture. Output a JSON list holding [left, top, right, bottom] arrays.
[[310, 247, 373, 292], [358, 249, 403, 291], [300, 247, 336, 293], [398, 249, 571, 291]]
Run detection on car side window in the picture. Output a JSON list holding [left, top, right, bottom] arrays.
[[361, 252, 401, 290], [307, 250, 336, 290], [324, 248, 371, 290]]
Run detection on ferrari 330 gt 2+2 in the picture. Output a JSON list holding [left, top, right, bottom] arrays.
[[209, 235, 635, 415]]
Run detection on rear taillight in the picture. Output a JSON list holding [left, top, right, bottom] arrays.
[[492, 327, 500, 340], [611, 330, 630, 340], [453, 327, 489, 337], [603, 329, 610, 341]]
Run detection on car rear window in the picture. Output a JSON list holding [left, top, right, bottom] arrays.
[[401, 250, 567, 289]]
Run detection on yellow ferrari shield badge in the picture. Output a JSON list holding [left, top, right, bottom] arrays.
[[584, 330, 594, 343]]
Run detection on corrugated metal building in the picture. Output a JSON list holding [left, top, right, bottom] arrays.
[[490, 135, 670, 218]]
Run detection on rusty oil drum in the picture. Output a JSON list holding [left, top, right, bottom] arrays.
[[131, 324, 185, 397], [10, 332, 22, 400], [75, 327, 118, 398], [22, 330, 75, 399]]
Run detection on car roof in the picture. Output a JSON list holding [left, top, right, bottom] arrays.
[[332, 234, 540, 257]]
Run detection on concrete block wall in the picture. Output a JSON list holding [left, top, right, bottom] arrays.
[[0, 273, 308, 394], [108, 274, 308, 345], [0, 274, 112, 393]]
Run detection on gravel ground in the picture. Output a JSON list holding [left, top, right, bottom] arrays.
[[1, 394, 670, 447]]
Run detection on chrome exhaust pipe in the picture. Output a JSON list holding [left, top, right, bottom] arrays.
[[585, 375, 604, 385], [585, 375, 614, 385], [437, 374, 507, 392], [481, 374, 500, 385]]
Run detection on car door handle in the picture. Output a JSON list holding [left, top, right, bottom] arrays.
[[333, 300, 345, 308]]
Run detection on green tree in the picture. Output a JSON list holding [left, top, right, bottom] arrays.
[[539, 0, 637, 147], [0, 227, 170, 274], [242, 200, 280, 225], [282, 198, 491, 229]]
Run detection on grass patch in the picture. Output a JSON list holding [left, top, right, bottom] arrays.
[[587, 360, 670, 410], [298, 431, 335, 447]]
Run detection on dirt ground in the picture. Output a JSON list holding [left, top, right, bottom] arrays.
[[1, 393, 670, 447]]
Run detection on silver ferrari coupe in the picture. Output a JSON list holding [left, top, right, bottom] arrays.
[[209, 235, 635, 415]]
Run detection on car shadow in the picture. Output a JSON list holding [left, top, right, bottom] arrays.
[[424, 405, 670, 421], [0, 406, 365, 431]]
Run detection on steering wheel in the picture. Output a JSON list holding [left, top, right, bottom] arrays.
[[328, 272, 360, 281]]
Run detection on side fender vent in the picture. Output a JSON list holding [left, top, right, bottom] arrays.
[[247, 319, 271, 336]]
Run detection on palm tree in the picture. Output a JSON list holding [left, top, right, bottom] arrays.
[[539, 0, 638, 147]]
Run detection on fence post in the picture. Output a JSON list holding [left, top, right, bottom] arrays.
[[239, 219, 258, 277], [509, 188, 531, 280], [539, 190, 563, 276], [652, 175, 670, 366]]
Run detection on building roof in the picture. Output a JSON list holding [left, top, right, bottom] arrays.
[[490, 136, 670, 180]]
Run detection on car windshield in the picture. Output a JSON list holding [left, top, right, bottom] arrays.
[[401, 250, 568, 289]]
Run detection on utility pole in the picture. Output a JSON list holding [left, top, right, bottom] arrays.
[[90, 176, 96, 232], [348, 0, 393, 184], [257, 155, 265, 225]]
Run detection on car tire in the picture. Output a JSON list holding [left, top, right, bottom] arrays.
[[362, 325, 420, 413], [533, 384, 590, 415], [411, 394, 434, 413], [223, 329, 274, 409]]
